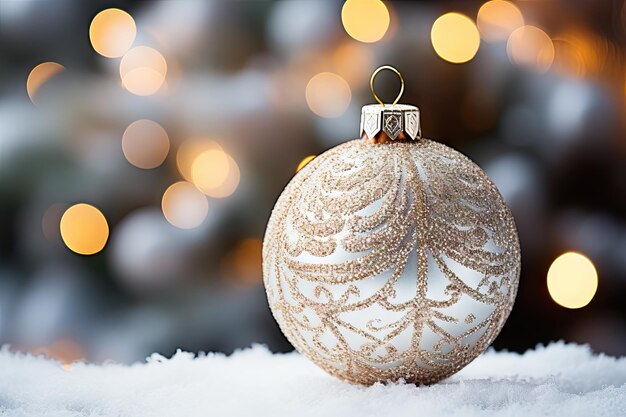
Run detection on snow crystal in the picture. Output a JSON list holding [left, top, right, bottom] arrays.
[[0, 342, 624, 417]]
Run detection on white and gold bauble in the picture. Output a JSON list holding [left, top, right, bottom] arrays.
[[263, 66, 521, 385]]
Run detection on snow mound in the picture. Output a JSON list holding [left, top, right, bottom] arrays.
[[0, 342, 624, 417]]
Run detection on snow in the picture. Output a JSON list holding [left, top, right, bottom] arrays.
[[0, 342, 624, 417]]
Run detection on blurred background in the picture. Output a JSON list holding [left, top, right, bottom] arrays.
[[0, 0, 625, 367]]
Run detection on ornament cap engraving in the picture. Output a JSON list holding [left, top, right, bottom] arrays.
[[360, 104, 421, 143]]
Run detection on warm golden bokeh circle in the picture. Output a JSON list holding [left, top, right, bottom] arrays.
[[122, 119, 170, 169], [477, 1, 524, 42], [26, 62, 65, 104], [191, 150, 241, 198], [89, 8, 136, 58], [547, 252, 598, 309], [507, 25, 555, 72], [120, 46, 167, 96], [191, 150, 230, 190], [176, 139, 224, 182], [60, 204, 109, 255], [161, 181, 209, 229], [305, 72, 351, 118], [332, 42, 375, 87], [431, 13, 481, 64], [341, 0, 390, 43]]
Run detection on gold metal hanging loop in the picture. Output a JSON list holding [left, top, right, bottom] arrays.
[[369, 65, 404, 108]]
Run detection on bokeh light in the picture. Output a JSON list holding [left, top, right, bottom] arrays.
[[477, 1, 524, 42], [60, 204, 109, 255], [122, 119, 170, 169], [305, 72, 351, 118], [552, 38, 587, 78], [120, 46, 167, 96], [332, 42, 375, 87], [431, 13, 481, 64], [547, 252, 598, 309], [191, 150, 229, 191], [110, 208, 188, 289], [551, 30, 614, 79], [341, 0, 390, 43], [89, 8, 136, 58], [296, 155, 316, 172], [507, 25, 555, 72], [176, 139, 224, 182], [191, 149, 241, 198], [268, 0, 336, 52], [26, 62, 65, 104], [161, 182, 209, 229]]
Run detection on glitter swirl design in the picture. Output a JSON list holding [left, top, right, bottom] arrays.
[[263, 139, 521, 385]]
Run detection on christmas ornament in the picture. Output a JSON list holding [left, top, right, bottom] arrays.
[[263, 66, 520, 385]]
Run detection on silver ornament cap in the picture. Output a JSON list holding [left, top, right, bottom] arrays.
[[360, 65, 421, 142], [360, 104, 421, 141]]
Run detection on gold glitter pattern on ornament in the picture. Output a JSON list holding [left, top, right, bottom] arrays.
[[263, 139, 520, 385]]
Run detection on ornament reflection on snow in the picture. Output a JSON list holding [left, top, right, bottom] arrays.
[[263, 66, 521, 385]]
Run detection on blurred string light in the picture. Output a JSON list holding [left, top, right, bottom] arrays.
[[176, 139, 223, 182], [191, 149, 241, 198], [305, 72, 351, 118], [341, 0, 390, 43], [431, 13, 480, 64], [296, 155, 316, 172], [89, 8, 136, 58], [552, 37, 587, 79], [26, 62, 65, 104], [119, 46, 167, 96], [551, 30, 621, 80], [161, 181, 208, 229], [547, 252, 598, 309], [547, 81, 592, 139], [269, 0, 336, 52], [506, 25, 554, 72], [332, 42, 374, 88], [476, 0, 524, 42], [60, 204, 109, 255], [122, 119, 170, 169], [111, 208, 188, 288], [191, 150, 228, 192]]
